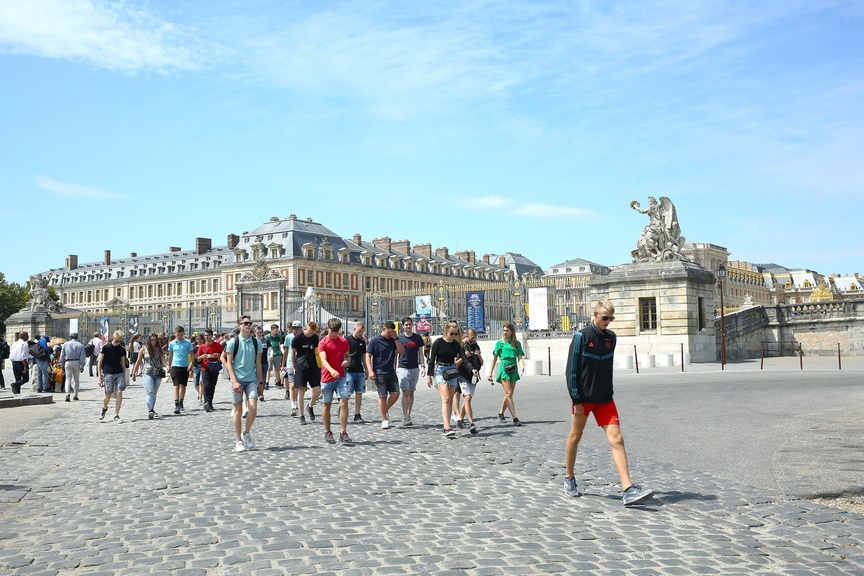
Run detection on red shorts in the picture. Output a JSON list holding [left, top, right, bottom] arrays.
[[572, 401, 620, 427]]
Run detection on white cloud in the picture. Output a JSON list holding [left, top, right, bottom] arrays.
[[35, 177, 128, 200], [0, 0, 207, 73], [465, 194, 595, 221]]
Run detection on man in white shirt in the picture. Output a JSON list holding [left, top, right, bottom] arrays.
[[9, 331, 30, 397], [88, 332, 104, 377]]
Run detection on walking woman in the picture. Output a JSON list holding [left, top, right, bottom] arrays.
[[427, 321, 476, 438], [487, 322, 525, 426], [457, 328, 482, 433], [132, 333, 167, 419], [129, 334, 143, 377]]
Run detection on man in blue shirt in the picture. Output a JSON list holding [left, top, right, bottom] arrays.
[[365, 321, 405, 429], [226, 315, 263, 453], [167, 326, 196, 414]]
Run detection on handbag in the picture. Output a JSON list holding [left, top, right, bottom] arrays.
[[207, 360, 223, 372], [442, 367, 460, 381], [295, 354, 310, 372], [155, 367, 166, 379], [504, 363, 518, 375]]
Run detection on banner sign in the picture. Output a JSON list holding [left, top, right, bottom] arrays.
[[527, 287, 549, 330], [128, 315, 140, 335], [465, 291, 485, 333], [415, 295, 432, 317], [100, 316, 110, 340]]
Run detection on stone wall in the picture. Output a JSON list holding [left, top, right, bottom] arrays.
[[718, 300, 864, 358]]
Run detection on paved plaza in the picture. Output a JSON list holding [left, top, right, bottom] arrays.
[[1, 359, 863, 575]]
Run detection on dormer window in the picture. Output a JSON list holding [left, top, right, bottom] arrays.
[[302, 243, 315, 259]]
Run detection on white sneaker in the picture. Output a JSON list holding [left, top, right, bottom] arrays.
[[242, 408, 249, 418], [113, 415, 122, 424], [450, 414, 458, 425], [234, 441, 246, 453], [403, 416, 413, 427], [381, 419, 390, 429], [243, 432, 255, 450]]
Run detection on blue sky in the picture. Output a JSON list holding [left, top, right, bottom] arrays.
[[1, 1, 863, 286]]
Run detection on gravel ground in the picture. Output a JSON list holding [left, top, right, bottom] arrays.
[[812, 495, 864, 515]]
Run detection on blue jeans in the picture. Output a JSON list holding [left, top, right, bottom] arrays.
[[321, 377, 348, 404], [36, 359, 51, 392], [231, 380, 259, 405], [346, 372, 365, 394], [143, 374, 162, 411], [194, 365, 201, 387]]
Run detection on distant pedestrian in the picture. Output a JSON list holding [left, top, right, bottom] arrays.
[[59, 332, 86, 401], [97, 331, 129, 423], [225, 315, 263, 452], [265, 324, 284, 389], [197, 329, 223, 413], [563, 300, 653, 506], [397, 316, 426, 427], [318, 318, 352, 444], [9, 331, 30, 396], [167, 326, 196, 414], [282, 321, 302, 409], [291, 321, 321, 426], [345, 321, 368, 422], [87, 332, 104, 377], [426, 321, 475, 438], [34, 334, 52, 393], [457, 328, 482, 433], [487, 322, 525, 426], [365, 321, 405, 429], [193, 333, 205, 403], [132, 333, 167, 419]]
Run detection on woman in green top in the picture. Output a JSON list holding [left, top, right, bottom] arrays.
[[486, 322, 525, 426]]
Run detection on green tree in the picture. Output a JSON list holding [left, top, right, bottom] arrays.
[[0, 272, 29, 336]]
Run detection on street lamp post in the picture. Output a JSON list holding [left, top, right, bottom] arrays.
[[717, 264, 727, 370]]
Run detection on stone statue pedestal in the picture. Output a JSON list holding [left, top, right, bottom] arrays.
[[589, 260, 717, 363], [5, 307, 81, 342]]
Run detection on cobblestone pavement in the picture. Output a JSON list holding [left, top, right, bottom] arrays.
[[1, 370, 863, 575]]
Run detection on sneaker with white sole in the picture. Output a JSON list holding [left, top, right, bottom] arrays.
[[242, 408, 248, 418], [113, 415, 122, 424], [339, 431, 352, 444], [242, 432, 255, 450], [381, 419, 390, 429], [622, 484, 654, 506], [234, 441, 246, 453], [403, 416, 413, 427], [324, 431, 336, 444], [564, 476, 580, 497], [469, 422, 477, 435], [443, 428, 456, 438], [99, 408, 108, 421], [450, 414, 458, 425]]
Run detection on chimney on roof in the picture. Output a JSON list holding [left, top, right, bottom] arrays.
[[467, 250, 475, 263], [305, 217, 313, 222], [498, 256, 506, 268], [169, 246, 181, 253], [373, 237, 392, 252], [435, 246, 449, 259], [130, 252, 137, 258], [66, 254, 78, 270], [289, 214, 297, 220], [353, 233, 362, 244], [482, 254, 491, 264], [392, 239, 411, 254], [413, 243, 432, 258], [104, 250, 111, 266], [195, 237, 212, 255], [227, 234, 240, 249], [270, 216, 279, 222]]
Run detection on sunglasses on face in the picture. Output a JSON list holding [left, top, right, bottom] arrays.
[[599, 315, 615, 321], [239, 321, 252, 326], [448, 331, 459, 336]]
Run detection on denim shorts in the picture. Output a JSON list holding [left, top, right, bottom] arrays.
[[321, 376, 348, 404], [434, 364, 459, 388], [374, 372, 399, 398], [346, 372, 366, 394], [231, 380, 259, 405], [459, 377, 477, 397], [103, 372, 126, 394], [397, 367, 420, 392]]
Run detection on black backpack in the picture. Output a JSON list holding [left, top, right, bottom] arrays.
[[28, 342, 48, 361], [84, 343, 95, 358], [0, 340, 9, 360]]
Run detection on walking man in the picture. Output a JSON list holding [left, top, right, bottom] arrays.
[[198, 329, 223, 412], [318, 318, 352, 444], [167, 326, 196, 414], [34, 334, 52, 393], [397, 316, 426, 426], [88, 332, 104, 377], [97, 331, 129, 423], [564, 300, 654, 506], [226, 315, 263, 452], [59, 332, 86, 401], [9, 331, 30, 397], [291, 322, 320, 426], [365, 321, 405, 429], [345, 321, 368, 422], [265, 324, 284, 389], [282, 321, 302, 408]]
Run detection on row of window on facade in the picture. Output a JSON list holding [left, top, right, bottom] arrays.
[[62, 278, 222, 305], [55, 260, 222, 285]]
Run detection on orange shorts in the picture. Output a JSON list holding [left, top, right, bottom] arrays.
[[572, 400, 620, 427]]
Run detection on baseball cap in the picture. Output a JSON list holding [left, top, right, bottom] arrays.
[[291, 320, 302, 328]]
